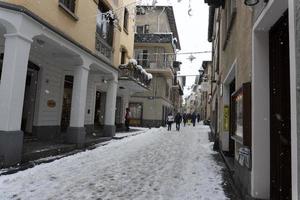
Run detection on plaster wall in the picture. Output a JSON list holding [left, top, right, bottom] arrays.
[[218, 0, 252, 150], [7, 0, 100, 52], [117, 0, 135, 64], [130, 96, 172, 121], [30, 53, 64, 127], [135, 7, 171, 33]]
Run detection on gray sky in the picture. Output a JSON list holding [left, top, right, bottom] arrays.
[[153, 0, 212, 96], [172, 0, 211, 96]]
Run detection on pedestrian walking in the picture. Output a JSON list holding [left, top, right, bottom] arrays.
[[125, 108, 131, 131], [175, 112, 182, 131], [191, 112, 197, 127], [197, 113, 201, 123], [183, 113, 187, 127], [167, 113, 174, 131]]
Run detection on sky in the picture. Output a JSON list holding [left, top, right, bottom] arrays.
[[141, 0, 212, 97]]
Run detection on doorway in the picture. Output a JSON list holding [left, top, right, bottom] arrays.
[[269, 11, 291, 200], [94, 90, 106, 128], [21, 63, 39, 137], [229, 78, 236, 156], [94, 91, 101, 126], [61, 75, 74, 132]]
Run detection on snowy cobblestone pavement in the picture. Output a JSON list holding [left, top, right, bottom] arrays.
[[0, 124, 231, 200]]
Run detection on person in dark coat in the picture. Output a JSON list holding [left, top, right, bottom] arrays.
[[191, 112, 197, 127], [125, 108, 131, 131], [174, 112, 182, 131], [182, 113, 187, 127], [197, 113, 201, 123]]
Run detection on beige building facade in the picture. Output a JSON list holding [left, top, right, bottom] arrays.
[[0, 0, 144, 168], [129, 5, 182, 127], [205, 0, 253, 198]]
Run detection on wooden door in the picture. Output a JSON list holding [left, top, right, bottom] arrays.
[[269, 11, 291, 200]]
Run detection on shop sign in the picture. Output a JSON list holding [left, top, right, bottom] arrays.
[[223, 105, 229, 131], [47, 99, 56, 108]]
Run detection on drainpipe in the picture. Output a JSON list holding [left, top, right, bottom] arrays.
[[157, 7, 166, 32]]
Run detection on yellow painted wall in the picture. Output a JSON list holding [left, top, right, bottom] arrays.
[[7, 0, 98, 51], [112, 0, 136, 66], [5, 0, 128, 68]]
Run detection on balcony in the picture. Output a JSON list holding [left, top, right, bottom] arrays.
[[135, 57, 175, 78], [135, 33, 175, 46], [118, 60, 153, 89]]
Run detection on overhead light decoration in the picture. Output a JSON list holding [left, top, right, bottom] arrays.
[[187, 54, 196, 62], [188, 0, 192, 16], [244, 0, 259, 6]]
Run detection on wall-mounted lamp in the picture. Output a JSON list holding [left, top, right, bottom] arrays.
[[102, 79, 108, 84]]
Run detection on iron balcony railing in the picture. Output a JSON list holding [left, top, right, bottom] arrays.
[[134, 54, 175, 70]]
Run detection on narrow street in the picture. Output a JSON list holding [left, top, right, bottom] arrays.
[[0, 124, 237, 200]]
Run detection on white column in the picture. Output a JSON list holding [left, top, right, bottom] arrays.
[[69, 66, 89, 127], [0, 33, 32, 131], [104, 79, 118, 126]]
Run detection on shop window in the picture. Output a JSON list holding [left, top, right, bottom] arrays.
[[231, 82, 251, 147], [59, 0, 76, 13], [123, 8, 129, 32], [129, 102, 143, 126]]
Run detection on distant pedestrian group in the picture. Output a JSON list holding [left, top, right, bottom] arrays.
[[166, 111, 201, 131]]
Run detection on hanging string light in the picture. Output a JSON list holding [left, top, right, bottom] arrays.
[[187, 54, 196, 62], [188, 0, 193, 16]]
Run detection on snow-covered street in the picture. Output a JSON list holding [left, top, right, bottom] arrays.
[[0, 124, 233, 200]]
